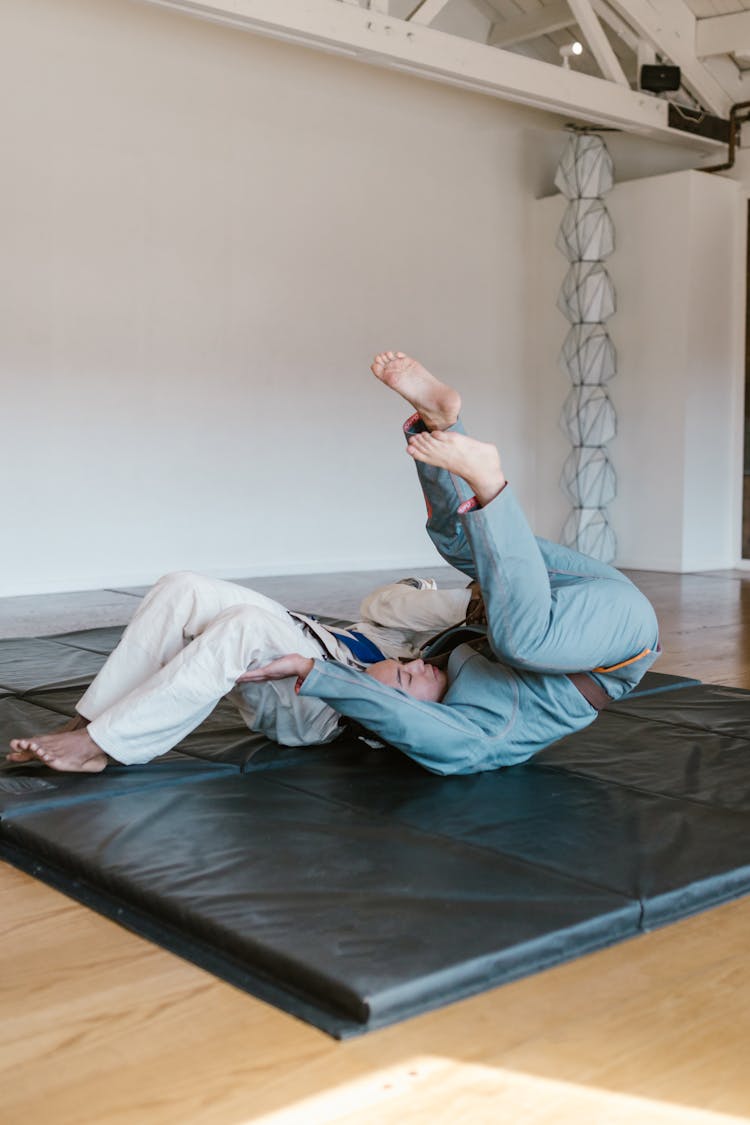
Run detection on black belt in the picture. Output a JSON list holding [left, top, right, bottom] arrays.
[[567, 672, 611, 711]]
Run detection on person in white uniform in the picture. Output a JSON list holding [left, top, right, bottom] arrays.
[[7, 559, 470, 772]]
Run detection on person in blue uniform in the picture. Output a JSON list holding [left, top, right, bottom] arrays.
[[244, 351, 660, 775]]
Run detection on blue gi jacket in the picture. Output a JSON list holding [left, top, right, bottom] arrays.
[[299, 474, 659, 776]]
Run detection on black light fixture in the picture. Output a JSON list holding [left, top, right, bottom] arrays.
[[640, 64, 681, 92]]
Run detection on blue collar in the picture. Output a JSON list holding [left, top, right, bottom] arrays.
[[331, 629, 386, 665]]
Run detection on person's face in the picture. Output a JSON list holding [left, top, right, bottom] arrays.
[[366, 658, 448, 703]]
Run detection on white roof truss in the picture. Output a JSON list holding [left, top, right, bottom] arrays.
[[567, 0, 629, 85], [407, 0, 453, 26], [605, 0, 733, 116], [136, 0, 729, 149], [591, 0, 639, 53], [488, 2, 576, 48]]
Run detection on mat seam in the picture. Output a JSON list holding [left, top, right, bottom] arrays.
[[603, 704, 750, 741], [533, 761, 750, 817], [261, 771, 642, 909]]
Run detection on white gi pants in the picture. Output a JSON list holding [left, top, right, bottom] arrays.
[[77, 571, 343, 764]]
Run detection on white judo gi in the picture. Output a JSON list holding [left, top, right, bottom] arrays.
[[77, 570, 471, 765]]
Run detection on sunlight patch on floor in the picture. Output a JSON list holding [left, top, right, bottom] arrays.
[[250, 1055, 747, 1125]]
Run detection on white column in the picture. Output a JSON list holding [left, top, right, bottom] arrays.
[[554, 131, 618, 563]]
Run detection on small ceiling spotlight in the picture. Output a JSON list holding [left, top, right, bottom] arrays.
[[560, 41, 583, 69]]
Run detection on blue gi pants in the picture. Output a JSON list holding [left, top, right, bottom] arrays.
[[414, 417, 660, 701]]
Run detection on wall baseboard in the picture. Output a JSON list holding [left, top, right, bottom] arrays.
[[0, 553, 458, 599]]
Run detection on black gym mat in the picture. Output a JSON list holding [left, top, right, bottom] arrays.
[[1, 627, 749, 1037], [50, 625, 127, 655], [0, 638, 106, 693]]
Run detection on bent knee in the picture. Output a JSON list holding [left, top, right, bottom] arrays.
[[485, 627, 539, 666], [153, 570, 208, 597]]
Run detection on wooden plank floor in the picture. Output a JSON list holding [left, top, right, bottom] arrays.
[[3, 570, 750, 1125]]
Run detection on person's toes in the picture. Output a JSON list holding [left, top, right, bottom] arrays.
[[10, 738, 38, 753], [407, 437, 431, 458], [8, 740, 37, 761]]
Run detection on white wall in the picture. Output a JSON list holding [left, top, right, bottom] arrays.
[[528, 169, 746, 571], [0, 0, 564, 596]]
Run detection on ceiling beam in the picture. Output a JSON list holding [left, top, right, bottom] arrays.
[[488, 2, 574, 48], [591, 0, 639, 52], [696, 11, 750, 58], [567, 0, 629, 85], [136, 0, 724, 149], [605, 0, 732, 116], [407, 0, 451, 26]]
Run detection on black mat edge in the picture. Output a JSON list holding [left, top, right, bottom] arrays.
[[0, 836, 650, 1039], [0, 839, 361, 1040], [643, 864, 750, 930]]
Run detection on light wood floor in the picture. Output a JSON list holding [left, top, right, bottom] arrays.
[[3, 569, 750, 1125]]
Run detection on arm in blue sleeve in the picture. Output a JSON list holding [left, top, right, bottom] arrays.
[[298, 659, 492, 776]]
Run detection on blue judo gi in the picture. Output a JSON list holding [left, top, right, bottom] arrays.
[[299, 417, 660, 775]]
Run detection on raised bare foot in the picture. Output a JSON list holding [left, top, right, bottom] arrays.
[[8, 728, 107, 773], [407, 430, 506, 507], [370, 351, 461, 431]]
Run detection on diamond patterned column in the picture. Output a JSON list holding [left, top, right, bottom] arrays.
[[555, 131, 617, 562]]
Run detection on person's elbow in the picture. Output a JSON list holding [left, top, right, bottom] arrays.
[[406, 740, 486, 776]]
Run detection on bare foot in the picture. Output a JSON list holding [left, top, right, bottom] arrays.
[[370, 351, 461, 431], [8, 728, 107, 773], [7, 714, 89, 763], [407, 430, 506, 507]]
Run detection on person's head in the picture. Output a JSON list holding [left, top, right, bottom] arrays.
[[366, 658, 448, 703]]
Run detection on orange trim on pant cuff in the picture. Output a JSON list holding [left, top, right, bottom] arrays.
[[593, 648, 651, 674]]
